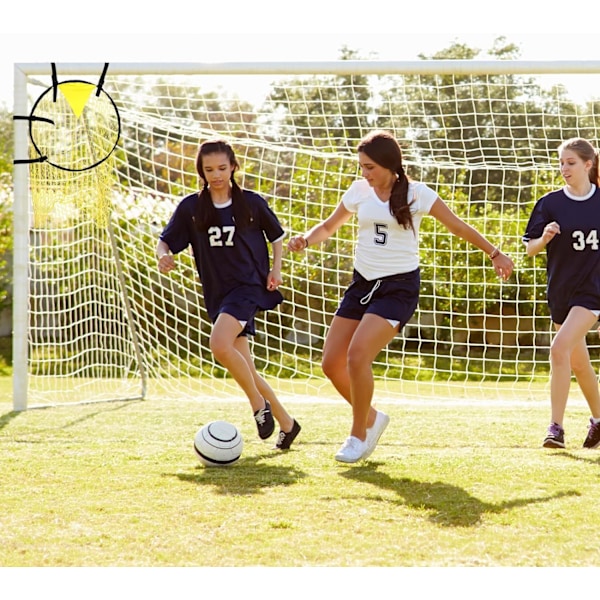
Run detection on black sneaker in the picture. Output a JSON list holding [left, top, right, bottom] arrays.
[[274, 419, 301, 450], [583, 418, 600, 449], [543, 422, 565, 448], [254, 400, 275, 439]]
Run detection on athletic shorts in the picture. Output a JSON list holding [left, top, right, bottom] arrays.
[[551, 301, 600, 325], [218, 299, 258, 336], [549, 292, 600, 325], [335, 268, 420, 329], [215, 285, 283, 337]]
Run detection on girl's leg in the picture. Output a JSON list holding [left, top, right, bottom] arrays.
[[344, 313, 398, 441], [550, 306, 599, 425], [570, 335, 600, 419], [209, 313, 264, 412], [321, 315, 380, 428], [321, 315, 358, 400], [234, 335, 295, 432]]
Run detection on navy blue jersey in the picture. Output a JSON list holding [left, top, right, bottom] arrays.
[[160, 190, 284, 322], [523, 186, 600, 323]]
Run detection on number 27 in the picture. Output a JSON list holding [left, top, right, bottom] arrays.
[[208, 225, 235, 247]]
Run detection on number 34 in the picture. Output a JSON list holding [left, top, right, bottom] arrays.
[[572, 229, 599, 251]]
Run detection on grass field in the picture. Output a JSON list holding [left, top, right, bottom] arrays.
[[2, 374, 600, 574]]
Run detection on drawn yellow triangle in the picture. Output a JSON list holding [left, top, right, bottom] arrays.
[[60, 82, 95, 118]]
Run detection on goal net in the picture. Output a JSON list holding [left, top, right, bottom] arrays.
[[12, 61, 600, 409]]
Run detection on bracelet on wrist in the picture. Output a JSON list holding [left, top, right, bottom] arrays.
[[488, 248, 500, 260], [302, 236, 309, 249]]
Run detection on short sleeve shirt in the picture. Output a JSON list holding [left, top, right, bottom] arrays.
[[342, 179, 438, 280], [159, 190, 285, 320], [523, 185, 600, 323]]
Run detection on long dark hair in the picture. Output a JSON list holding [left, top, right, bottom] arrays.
[[558, 137, 600, 186], [357, 130, 413, 231], [194, 139, 252, 230]]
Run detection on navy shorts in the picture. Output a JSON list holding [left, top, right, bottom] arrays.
[[214, 285, 283, 337], [219, 298, 259, 336], [550, 294, 600, 325], [335, 268, 420, 328]]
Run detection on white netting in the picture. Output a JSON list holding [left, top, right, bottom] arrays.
[[14, 63, 600, 407]]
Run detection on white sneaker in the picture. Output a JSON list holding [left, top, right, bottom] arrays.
[[363, 410, 390, 459], [335, 436, 368, 463]]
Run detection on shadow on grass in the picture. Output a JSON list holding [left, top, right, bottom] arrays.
[[340, 463, 580, 527], [0, 399, 144, 433], [0, 410, 21, 431], [173, 453, 308, 496], [560, 451, 600, 467]]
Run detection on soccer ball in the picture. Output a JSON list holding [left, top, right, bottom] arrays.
[[194, 421, 243, 467]]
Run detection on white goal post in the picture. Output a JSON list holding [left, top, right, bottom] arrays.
[[12, 60, 600, 410]]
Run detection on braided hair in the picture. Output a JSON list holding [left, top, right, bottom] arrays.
[[194, 139, 252, 231], [357, 130, 414, 231]]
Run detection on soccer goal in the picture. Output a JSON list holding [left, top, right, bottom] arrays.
[[12, 60, 600, 410]]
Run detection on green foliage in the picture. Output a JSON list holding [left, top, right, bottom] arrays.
[[265, 46, 374, 152], [0, 107, 13, 175], [111, 81, 259, 198], [0, 173, 12, 316]]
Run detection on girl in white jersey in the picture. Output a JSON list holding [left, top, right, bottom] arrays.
[[288, 130, 514, 463], [523, 137, 600, 450]]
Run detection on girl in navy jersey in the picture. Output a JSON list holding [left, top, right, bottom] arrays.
[[288, 130, 513, 463], [157, 139, 301, 450], [523, 137, 600, 450]]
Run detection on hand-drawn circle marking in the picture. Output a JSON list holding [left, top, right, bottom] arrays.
[[22, 78, 121, 172]]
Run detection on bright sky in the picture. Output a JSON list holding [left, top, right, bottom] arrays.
[[2, 0, 599, 110]]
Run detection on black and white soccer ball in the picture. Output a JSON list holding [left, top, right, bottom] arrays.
[[194, 421, 243, 467]]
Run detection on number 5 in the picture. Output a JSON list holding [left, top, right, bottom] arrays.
[[374, 223, 388, 246]]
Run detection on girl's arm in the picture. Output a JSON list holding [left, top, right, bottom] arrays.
[[267, 238, 283, 291], [526, 221, 560, 257], [156, 239, 176, 274], [288, 201, 353, 251], [429, 197, 514, 281]]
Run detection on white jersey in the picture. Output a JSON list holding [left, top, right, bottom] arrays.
[[342, 179, 438, 280]]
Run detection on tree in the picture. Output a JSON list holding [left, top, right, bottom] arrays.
[[0, 108, 13, 318], [375, 37, 574, 209], [0, 107, 13, 175], [263, 46, 375, 151], [110, 79, 261, 196]]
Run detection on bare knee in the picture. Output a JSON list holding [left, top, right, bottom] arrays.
[[346, 345, 370, 373], [549, 340, 570, 368], [322, 351, 346, 381], [571, 356, 593, 378], [209, 335, 233, 364]]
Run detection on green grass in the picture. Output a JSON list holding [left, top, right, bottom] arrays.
[[1, 374, 600, 568]]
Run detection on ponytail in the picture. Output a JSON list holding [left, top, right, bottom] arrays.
[[389, 166, 414, 232], [358, 130, 414, 231]]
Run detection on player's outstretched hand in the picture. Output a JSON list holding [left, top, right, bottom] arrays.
[[493, 251, 514, 281], [287, 235, 307, 252], [158, 254, 176, 274], [267, 269, 283, 291], [542, 221, 561, 245]]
